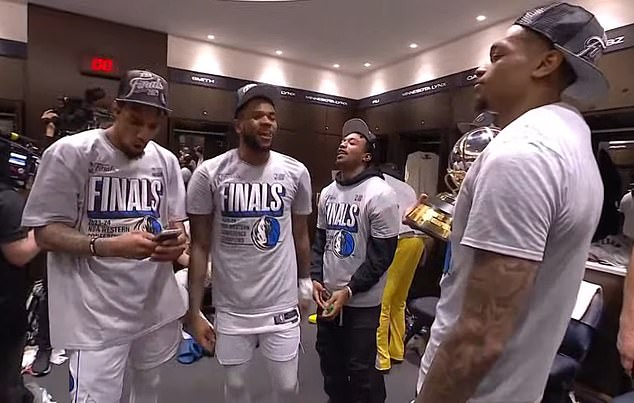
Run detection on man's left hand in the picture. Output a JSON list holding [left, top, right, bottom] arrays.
[[321, 288, 351, 320], [151, 231, 187, 262], [298, 277, 313, 316]]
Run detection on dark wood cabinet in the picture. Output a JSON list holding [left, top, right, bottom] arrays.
[[451, 86, 477, 125], [169, 84, 234, 123], [363, 104, 395, 135], [586, 48, 634, 112], [325, 107, 353, 135], [0, 57, 25, 101], [297, 103, 327, 133], [394, 93, 452, 132]]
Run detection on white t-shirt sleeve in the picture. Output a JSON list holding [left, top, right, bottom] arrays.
[[186, 165, 213, 215], [22, 141, 84, 228], [368, 187, 400, 239], [292, 166, 313, 215], [316, 187, 328, 230], [461, 144, 563, 262], [167, 154, 187, 222]]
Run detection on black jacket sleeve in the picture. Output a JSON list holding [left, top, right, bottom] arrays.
[[310, 228, 327, 283], [347, 235, 398, 295]]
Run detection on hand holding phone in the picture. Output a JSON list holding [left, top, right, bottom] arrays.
[[154, 229, 182, 243]]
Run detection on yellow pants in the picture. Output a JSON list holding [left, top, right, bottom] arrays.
[[376, 236, 425, 371]]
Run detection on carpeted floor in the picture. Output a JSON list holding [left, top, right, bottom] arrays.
[[25, 322, 422, 403]]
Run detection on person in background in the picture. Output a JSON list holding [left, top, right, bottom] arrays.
[[21, 69, 188, 402], [0, 141, 41, 403], [311, 118, 399, 403], [180, 153, 194, 186], [194, 145, 204, 168], [375, 162, 426, 372], [410, 3, 606, 402], [186, 83, 313, 403]]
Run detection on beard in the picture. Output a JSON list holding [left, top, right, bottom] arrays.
[[243, 130, 271, 152]]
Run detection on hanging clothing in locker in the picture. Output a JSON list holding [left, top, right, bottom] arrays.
[[620, 191, 634, 240], [405, 152, 439, 197]]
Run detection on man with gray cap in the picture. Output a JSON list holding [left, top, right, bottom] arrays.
[[186, 83, 313, 403], [22, 69, 188, 402], [412, 3, 606, 402], [311, 118, 399, 403]]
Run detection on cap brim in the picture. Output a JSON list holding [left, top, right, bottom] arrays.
[[457, 122, 478, 134], [555, 44, 609, 102], [236, 85, 280, 114], [115, 98, 172, 113]]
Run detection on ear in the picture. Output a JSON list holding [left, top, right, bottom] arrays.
[[532, 49, 565, 79], [111, 101, 122, 116], [362, 154, 372, 163], [233, 118, 242, 136]]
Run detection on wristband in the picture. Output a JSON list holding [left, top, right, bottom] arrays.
[[344, 286, 353, 298], [89, 237, 100, 256]]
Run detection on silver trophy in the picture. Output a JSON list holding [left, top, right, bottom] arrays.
[[404, 112, 499, 241]]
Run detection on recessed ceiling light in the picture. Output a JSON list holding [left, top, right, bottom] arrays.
[[476, 15, 487, 22], [333, 64, 340, 69], [409, 43, 418, 49], [207, 34, 216, 40], [364, 62, 371, 68], [275, 50, 283, 55]]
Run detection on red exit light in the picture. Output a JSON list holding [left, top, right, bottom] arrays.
[[90, 57, 114, 73]]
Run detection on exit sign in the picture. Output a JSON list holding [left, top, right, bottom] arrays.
[[80, 54, 120, 78]]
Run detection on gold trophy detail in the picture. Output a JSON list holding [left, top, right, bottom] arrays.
[[404, 112, 499, 241]]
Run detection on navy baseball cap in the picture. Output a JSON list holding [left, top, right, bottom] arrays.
[[115, 70, 170, 112], [514, 2, 609, 101], [235, 83, 280, 117], [342, 118, 377, 145]]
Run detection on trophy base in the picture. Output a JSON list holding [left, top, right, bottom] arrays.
[[404, 193, 455, 241]]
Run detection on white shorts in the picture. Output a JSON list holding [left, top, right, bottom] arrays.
[[215, 326, 300, 366], [69, 320, 180, 402]]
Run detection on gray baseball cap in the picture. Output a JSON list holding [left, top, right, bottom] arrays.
[[514, 2, 609, 101], [115, 70, 171, 112], [457, 111, 498, 134], [235, 83, 280, 117], [342, 118, 377, 145]]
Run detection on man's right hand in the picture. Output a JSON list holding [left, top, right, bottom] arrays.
[[103, 231, 157, 259], [312, 280, 328, 310], [186, 313, 216, 354]]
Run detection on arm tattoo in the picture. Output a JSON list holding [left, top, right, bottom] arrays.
[[417, 249, 538, 403], [35, 223, 92, 256]]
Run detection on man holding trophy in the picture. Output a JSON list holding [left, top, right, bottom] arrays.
[[408, 3, 606, 403]]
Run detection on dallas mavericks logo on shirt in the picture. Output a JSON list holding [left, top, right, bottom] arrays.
[[87, 176, 163, 219], [251, 216, 281, 250], [134, 215, 163, 235], [221, 182, 286, 218], [332, 230, 355, 258], [325, 202, 360, 259]]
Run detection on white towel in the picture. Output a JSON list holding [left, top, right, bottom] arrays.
[[571, 281, 602, 321]]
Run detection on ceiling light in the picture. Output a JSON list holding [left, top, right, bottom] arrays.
[[409, 43, 418, 49], [476, 15, 487, 22], [207, 34, 215, 40], [364, 62, 371, 68], [275, 50, 283, 55], [333, 64, 340, 69]]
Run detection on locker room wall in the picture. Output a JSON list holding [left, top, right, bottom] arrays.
[[25, 5, 169, 145]]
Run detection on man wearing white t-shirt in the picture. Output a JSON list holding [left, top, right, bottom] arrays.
[[410, 3, 606, 403], [22, 70, 188, 402], [311, 118, 399, 403], [186, 83, 313, 403]]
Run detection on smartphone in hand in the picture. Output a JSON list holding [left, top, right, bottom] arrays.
[[154, 229, 182, 243]]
